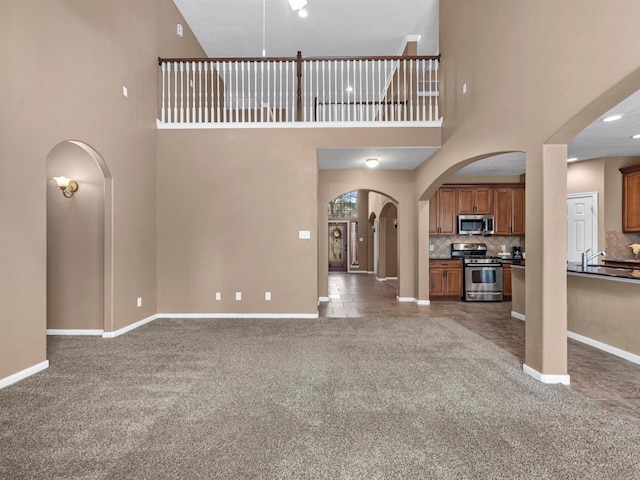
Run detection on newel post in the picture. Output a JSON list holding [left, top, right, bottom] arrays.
[[296, 50, 303, 122]]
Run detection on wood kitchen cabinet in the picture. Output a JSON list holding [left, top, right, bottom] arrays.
[[429, 260, 463, 298], [502, 264, 512, 299], [620, 164, 640, 233], [429, 188, 457, 235], [493, 186, 525, 235], [457, 187, 493, 215]]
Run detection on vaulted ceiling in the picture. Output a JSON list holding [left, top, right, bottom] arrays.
[[173, 0, 640, 174]]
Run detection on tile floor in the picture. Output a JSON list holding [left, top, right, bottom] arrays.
[[319, 272, 640, 429]]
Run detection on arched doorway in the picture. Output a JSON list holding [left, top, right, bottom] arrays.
[[46, 141, 112, 335], [377, 202, 398, 280]]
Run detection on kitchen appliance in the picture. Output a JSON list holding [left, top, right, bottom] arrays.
[[451, 242, 503, 301], [512, 246, 523, 259], [457, 215, 495, 236]]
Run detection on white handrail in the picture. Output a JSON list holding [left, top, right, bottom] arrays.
[[158, 55, 439, 125]]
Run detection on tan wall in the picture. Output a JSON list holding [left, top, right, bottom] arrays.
[[157, 128, 319, 314], [0, 0, 204, 381], [567, 275, 640, 357]]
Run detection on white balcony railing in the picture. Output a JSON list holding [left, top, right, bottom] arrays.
[[158, 52, 440, 126]]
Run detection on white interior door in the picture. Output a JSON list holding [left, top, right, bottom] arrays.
[[566, 192, 598, 263]]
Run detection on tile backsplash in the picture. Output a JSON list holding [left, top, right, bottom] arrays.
[[606, 231, 640, 260], [430, 236, 525, 258]]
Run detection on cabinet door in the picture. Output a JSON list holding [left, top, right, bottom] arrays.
[[493, 188, 512, 235], [622, 168, 640, 232], [474, 187, 493, 214], [429, 268, 445, 296], [457, 188, 476, 214], [445, 268, 462, 297], [511, 187, 525, 235], [503, 265, 512, 298], [438, 188, 457, 234]]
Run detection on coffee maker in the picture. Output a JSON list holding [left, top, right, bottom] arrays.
[[512, 246, 523, 259]]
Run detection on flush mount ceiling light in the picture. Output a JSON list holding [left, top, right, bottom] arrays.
[[288, 0, 307, 11], [365, 157, 379, 168], [632, 134, 640, 139], [602, 114, 623, 122], [297, 8, 308, 17]]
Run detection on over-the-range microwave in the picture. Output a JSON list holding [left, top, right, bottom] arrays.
[[457, 215, 495, 236]]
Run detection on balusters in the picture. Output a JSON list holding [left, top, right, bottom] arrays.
[[157, 55, 438, 125]]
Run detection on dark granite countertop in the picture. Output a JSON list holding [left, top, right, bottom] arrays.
[[501, 259, 525, 266], [567, 262, 640, 282]]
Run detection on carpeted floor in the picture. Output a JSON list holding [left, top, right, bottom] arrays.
[[1, 317, 639, 479]]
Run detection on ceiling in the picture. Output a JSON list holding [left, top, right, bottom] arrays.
[[173, 0, 640, 175]]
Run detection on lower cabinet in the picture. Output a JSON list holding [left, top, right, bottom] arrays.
[[502, 264, 512, 299], [429, 260, 463, 298]]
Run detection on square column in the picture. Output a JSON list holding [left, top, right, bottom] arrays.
[[524, 144, 570, 384]]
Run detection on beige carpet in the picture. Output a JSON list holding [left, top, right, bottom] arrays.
[[1, 317, 639, 479]]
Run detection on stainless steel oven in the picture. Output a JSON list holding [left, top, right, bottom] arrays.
[[450, 242, 504, 302], [463, 259, 503, 302]]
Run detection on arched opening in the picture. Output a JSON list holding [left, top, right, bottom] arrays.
[[377, 202, 398, 281], [46, 141, 113, 335]]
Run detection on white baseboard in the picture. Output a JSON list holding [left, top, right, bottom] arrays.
[[396, 296, 430, 306], [47, 329, 104, 336], [567, 331, 640, 366], [102, 314, 159, 338], [0, 360, 49, 390], [523, 364, 570, 385], [396, 296, 415, 302], [156, 313, 320, 319], [511, 311, 525, 321]]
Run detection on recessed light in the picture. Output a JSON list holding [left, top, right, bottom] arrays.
[[365, 157, 379, 168], [298, 8, 308, 17], [346, 86, 353, 93], [567, 157, 579, 163], [602, 114, 623, 122], [632, 134, 640, 139]]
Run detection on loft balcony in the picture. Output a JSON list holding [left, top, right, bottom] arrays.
[[157, 52, 440, 128]]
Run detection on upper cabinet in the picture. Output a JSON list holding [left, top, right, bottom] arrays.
[[429, 188, 457, 235], [457, 187, 493, 214], [620, 164, 640, 233], [493, 186, 525, 236], [428, 184, 525, 236]]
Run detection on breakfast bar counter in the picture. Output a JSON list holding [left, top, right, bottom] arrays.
[[509, 263, 640, 361]]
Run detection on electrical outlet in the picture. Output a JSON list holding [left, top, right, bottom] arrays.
[[215, 292, 221, 301], [137, 297, 142, 308], [501, 244, 506, 251], [235, 292, 242, 301], [265, 292, 271, 301], [429, 244, 434, 252], [122, 86, 128, 97]]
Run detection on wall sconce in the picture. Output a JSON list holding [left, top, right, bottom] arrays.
[[393, 219, 398, 229], [53, 176, 78, 198]]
